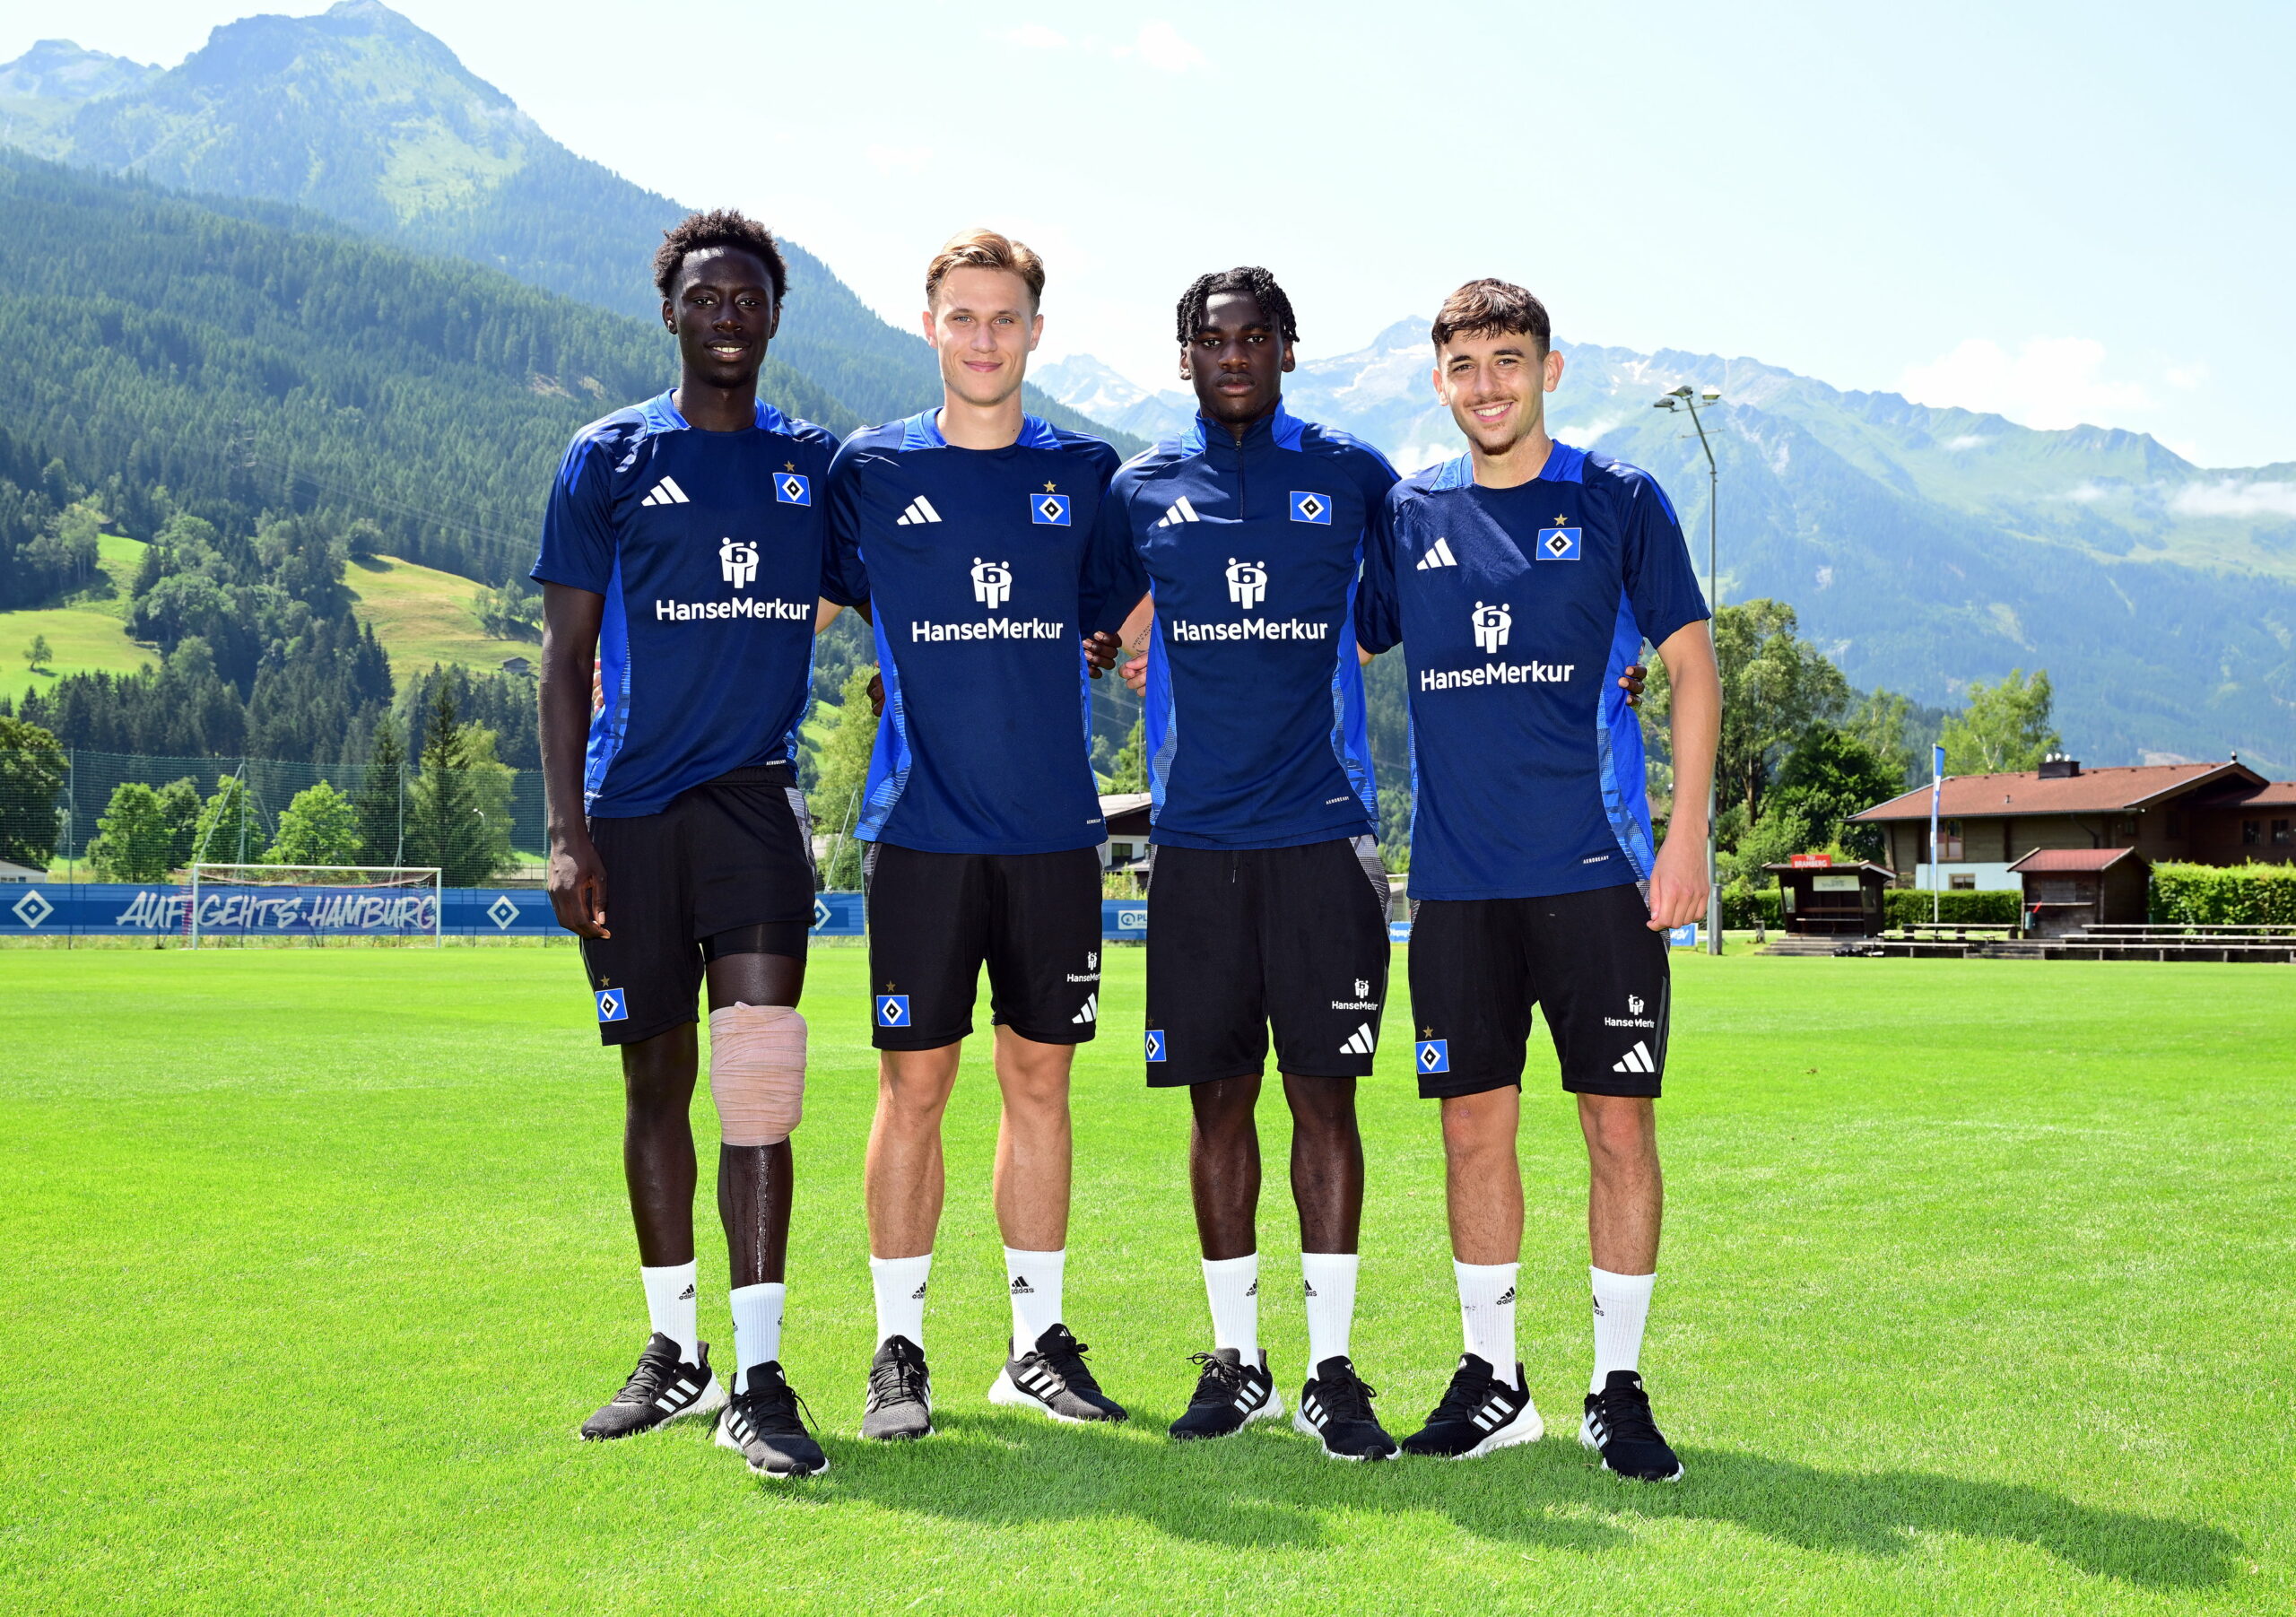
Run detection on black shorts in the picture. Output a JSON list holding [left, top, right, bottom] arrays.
[[1143, 837, 1392, 1087], [578, 765, 815, 1047], [1406, 882, 1669, 1100], [863, 842, 1104, 1050]]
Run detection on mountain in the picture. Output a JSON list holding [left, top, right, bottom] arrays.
[[1039, 325, 2296, 772], [0, 4, 1136, 453], [1031, 355, 1195, 442], [0, 149, 848, 582]]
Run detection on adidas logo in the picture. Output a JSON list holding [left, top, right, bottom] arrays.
[[1010, 1275, 1034, 1295], [1415, 535, 1458, 570], [896, 495, 944, 526], [909, 1282, 929, 1300], [1244, 1280, 1257, 1298], [1072, 993, 1098, 1024], [1152, 495, 1203, 528], [1303, 1281, 1318, 1298], [1339, 1021, 1377, 1056], [639, 476, 691, 508], [678, 1283, 696, 1300], [1613, 1040, 1657, 1074], [1496, 1286, 1516, 1306]]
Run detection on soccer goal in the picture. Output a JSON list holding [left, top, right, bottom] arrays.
[[184, 865, 445, 948]]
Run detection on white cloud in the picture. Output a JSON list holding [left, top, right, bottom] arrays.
[[2164, 361, 2209, 391], [1126, 21, 1205, 73], [1005, 24, 1067, 49], [1897, 337, 2151, 431], [1575, 413, 1624, 442], [864, 143, 933, 177], [2058, 482, 2109, 503], [1943, 433, 1988, 451], [2170, 480, 2296, 519]]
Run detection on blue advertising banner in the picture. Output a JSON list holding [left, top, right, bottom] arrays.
[[1102, 899, 1148, 940]]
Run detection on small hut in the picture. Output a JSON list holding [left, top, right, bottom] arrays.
[[1764, 858, 1894, 937], [2006, 848, 2149, 938]]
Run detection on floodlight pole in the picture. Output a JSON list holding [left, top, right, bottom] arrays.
[[1658, 386, 1724, 955]]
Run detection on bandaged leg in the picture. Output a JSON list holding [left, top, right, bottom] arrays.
[[709, 1003, 806, 1145]]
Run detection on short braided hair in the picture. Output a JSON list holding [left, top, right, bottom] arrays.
[[1175, 266, 1298, 346], [653, 207, 788, 305]]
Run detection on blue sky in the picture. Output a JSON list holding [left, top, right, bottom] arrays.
[[7, 1, 2292, 466]]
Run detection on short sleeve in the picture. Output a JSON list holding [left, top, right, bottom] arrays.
[[531, 433, 616, 594], [822, 438, 874, 609], [1621, 472, 1709, 648], [1080, 473, 1150, 635], [1354, 485, 1404, 655]]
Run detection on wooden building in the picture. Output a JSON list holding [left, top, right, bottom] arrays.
[[1764, 858, 1894, 936], [1849, 758, 2296, 890], [2007, 848, 2150, 937]]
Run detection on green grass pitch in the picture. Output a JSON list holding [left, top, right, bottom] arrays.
[[2, 944, 2289, 1613]]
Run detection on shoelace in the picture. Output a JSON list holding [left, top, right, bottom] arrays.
[[736, 1375, 822, 1438], [1317, 1368, 1382, 1425], [1426, 1364, 1499, 1426], [867, 1347, 928, 1408], [613, 1345, 676, 1406], [1038, 1330, 1103, 1393], [1591, 1382, 1662, 1446], [1185, 1352, 1250, 1406]]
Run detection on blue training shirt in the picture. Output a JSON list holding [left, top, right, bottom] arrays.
[[1093, 404, 1396, 851], [1356, 439, 1709, 900], [827, 412, 1123, 855], [532, 390, 841, 817]]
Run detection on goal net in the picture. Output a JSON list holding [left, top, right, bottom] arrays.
[[185, 865, 444, 947]]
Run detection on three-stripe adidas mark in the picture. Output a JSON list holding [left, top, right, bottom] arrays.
[[1468, 1393, 1516, 1432], [1072, 993, 1098, 1025], [1416, 536, 1458, 570], [896, 495, 943, 526], [1613, 1040, 1658, 1074], [1340, 1022, 1378, 1056], [654, 1367, 707, 1414], [1153, 496, 1202, 529], [639, 476, 691, 508]]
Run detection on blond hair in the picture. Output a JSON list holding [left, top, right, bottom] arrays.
[[925, 228, 1046, 309]]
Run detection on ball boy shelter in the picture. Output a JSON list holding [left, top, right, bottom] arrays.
[[1848, 757, 2296, 891]]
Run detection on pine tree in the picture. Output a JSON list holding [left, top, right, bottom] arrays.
[[353, 717, 406, 865]]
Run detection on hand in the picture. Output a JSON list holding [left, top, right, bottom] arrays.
[[1118, 654, 1148, 697], [547, 830, 610, 939], [590, 660, 604, 715], [867, 670, 885, 717], [1083, 630, 1121, 679], [1644, 830, 1708, 932], [1618, 663, 1648, 709]]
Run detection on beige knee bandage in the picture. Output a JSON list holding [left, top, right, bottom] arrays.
[[708, 1003, 805, 1146]]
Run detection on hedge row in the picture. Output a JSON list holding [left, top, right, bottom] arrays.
[[2149, 861, 2296, 926], [1719, 882, 2022, 930]]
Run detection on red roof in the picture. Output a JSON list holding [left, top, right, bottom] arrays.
[[1852, 761, 2260, 822], [2006, 848, 2147, 874]]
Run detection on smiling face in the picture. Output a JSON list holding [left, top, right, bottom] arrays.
[[663, 246, 779, 389], [1181, 289, 1293, 430], [925, 265, 1041, 412], [1434, 328, 1565, 457]]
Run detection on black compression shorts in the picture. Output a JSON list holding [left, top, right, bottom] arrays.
[[1405, 882, 1669, 1100], [862, 842, 1104, 1050], [1142, 837, 1392, 1086], [578, 765, 815, 1046]]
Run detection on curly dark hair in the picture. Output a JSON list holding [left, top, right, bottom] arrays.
[[1174, 266, 1298, 347], [652, 208, 788, 305]]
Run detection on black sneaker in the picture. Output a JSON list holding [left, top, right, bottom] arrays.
[[578, 1332, 726, 1440], [1168, 1348, 1283, 1439], [715, 1361, 828, 1479], [1294, 1354, 1398, 1461], [860, 1334, 933, 1441], [1400, 1353, 1544, 1458], [987, 1323, 1128, 1423], [1580, 1369, 1683, 1482]]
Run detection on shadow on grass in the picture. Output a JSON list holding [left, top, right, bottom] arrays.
[[776, 1410, 2239, 1589]]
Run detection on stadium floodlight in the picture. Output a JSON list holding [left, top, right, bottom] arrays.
[[186, 864, 443, 949], [1655, 380, 1726, 954]]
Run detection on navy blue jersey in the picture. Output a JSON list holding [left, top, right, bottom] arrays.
[[1092, 404, 1397, 851], [532, 391, 840, 817], [827, 413, 1123, 855], [1357, 441, 1709, 900]]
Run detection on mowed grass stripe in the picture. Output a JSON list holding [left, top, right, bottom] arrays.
[[1, 948, 2287, 1614]]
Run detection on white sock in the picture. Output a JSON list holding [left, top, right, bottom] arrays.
[[1004, 1247, 1065, 1351], [1455, 1259, 1520, 1387], [1202, 1254, 1259, 1357], [1300, 1251, 1360, 1371], [870, 1253, 932, 1349], [1591, 1266, 1656, 1392], [640, 1260, 699, 1363], [729, 1282, 785, 1394]]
